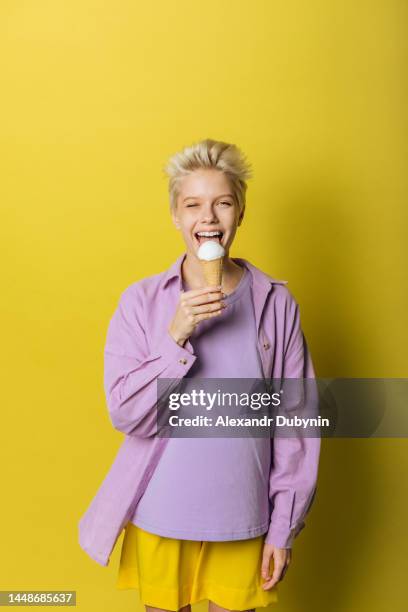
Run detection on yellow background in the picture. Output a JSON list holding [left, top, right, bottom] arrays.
[[1, 1, 407, 610]]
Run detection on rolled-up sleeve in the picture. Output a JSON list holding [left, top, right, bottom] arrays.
[[264, 297, 321, 548], [104, 286, 197, 438]]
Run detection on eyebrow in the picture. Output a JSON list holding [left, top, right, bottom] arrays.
[[183, 194, 234, 202]]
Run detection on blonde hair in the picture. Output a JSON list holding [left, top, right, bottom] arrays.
[[163, 138, 253, 214]]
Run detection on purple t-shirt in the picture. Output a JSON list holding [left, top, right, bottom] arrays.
[[130, 266, 272, 541]]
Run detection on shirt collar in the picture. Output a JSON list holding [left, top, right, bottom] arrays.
[[162, 252, 288, 290]]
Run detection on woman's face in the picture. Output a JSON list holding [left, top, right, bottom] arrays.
[[171, 169, 244, 258]]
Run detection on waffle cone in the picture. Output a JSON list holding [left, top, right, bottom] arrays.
[[200, 257, 223, 287]]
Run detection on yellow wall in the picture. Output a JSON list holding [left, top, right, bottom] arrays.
[[1, 1, 406, 610]]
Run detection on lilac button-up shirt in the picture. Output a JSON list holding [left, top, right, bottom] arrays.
[[78, 252, 321, 566]]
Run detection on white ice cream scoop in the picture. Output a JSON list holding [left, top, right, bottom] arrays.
[[197, 240, 225, 261]]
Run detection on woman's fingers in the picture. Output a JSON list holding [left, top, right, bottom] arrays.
[[194, 306, 225, 322], [262, 558, 284, 589], [261, 549, 272, 580], [181, 286, 224, 307], [170, 286, 226, 345], [173, 285, 227, 338], [261, 546, 291, 590], [180, 285, 226, 318], [190, 301, 227, 315], [187, 285, 222, 295], [177, 300, 226, 328], [182, 285, 222, 299]]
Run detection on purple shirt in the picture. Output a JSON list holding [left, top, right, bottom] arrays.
[[78, 253, 321, 566], [131, 267, 272, 540]]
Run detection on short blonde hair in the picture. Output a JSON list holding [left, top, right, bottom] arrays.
[[163, 138, 253, 214]]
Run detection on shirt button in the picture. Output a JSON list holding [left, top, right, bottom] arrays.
[[179, 358, 188, 365], [263, 342, 270, 350]]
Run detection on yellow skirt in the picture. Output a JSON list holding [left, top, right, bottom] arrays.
[[117, 523, 278, 610]]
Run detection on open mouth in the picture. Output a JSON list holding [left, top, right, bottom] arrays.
[[194, 231, 224, 246]]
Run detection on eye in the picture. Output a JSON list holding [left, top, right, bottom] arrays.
[[219, 201, 232, 206], [186, 203, 198, 207]]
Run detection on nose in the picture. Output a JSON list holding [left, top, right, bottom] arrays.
[[200, 204, 218, 223]]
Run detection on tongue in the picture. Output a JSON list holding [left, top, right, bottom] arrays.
[[198, 235, 221, 244]]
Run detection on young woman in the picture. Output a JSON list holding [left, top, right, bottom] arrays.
[[81, 138, 320, 612]]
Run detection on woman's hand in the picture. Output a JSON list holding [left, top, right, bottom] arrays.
[[261, 542, 292, 590], [168, 285, 226, 346]]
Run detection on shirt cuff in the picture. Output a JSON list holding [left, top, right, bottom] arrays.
[[151, 330, 196, 366], [264, 521, 305, 549]]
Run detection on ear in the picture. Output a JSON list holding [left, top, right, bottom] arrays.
[[171, 208, 181, 230], [237, 205, 245, 226]]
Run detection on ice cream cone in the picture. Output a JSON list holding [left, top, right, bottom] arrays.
[[200, 257, 223, 287], [197, 239, 226, 288]]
